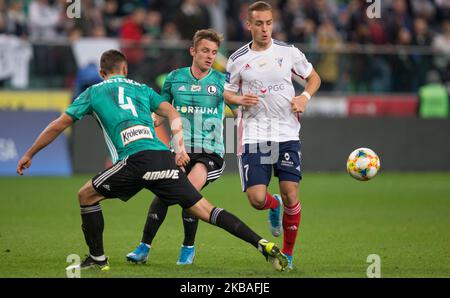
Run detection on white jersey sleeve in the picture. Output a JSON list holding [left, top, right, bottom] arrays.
[[224, 58, 241, 93], [291, 46, 313, 80]]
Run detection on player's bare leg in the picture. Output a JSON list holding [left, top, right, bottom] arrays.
[[246, 184, 283, 237], [278, 181, 301, 269], [245, 184, 267, 209], [186, 197, 214, 220], [186, 197, 288, 271], [187, 163, 208, 189], [78, 180, 105, 206]]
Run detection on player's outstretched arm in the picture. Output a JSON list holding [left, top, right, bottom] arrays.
[[291, 69, 321, 113], [16, 113, 74, 175], [224, 90, 259, 107], [155, 102, 190, 167], [303, 68, 321, 98]]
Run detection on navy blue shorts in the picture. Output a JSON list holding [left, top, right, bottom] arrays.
[[238, 141, 302, 192]]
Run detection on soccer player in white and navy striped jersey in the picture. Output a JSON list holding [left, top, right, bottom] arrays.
[[224, 1, 321, 270]]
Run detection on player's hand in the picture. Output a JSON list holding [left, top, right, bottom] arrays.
[[16, 155, 32, 175], [291, 95, 309, 113], [175, 151, 190, 168], [151, 113, 164, 127], [238, 94, 259, 107]]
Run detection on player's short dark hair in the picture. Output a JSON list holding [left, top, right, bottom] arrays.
[[100, 49, 127, 74], [193, 29, 223, 49], [248, 1, 272, 18]]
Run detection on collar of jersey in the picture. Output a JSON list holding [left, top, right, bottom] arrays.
[[109, 75, 126, 80], [249, 38, 273, 53], [189, 67, 213, 82]]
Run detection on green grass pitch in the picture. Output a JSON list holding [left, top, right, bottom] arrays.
[[1, 172, 449, 278]]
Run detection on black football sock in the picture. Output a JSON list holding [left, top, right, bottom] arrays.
[[80, 203, 104, 257], [141, 196, 168, 245], [209, 207, 262, 248], [181, 209, 199, 246]]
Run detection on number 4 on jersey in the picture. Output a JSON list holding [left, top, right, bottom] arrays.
[[118, 86, 138, 117]]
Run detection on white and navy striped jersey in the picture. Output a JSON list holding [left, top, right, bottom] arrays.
[[225, 39, 313, 154]]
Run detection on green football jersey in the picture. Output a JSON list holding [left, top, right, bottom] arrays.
[[65, 75, 168, 164], [162, 67, 235, 157]]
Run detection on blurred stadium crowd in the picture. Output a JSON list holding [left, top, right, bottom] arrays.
[[0, 0, 449, 93]]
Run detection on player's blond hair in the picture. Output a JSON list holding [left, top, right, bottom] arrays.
[[193, 29, 224, 49], [248, 1, 272, 19]]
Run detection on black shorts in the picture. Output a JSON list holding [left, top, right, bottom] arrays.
[[91, 150, 203, 209], [185, 150, 225, 188]]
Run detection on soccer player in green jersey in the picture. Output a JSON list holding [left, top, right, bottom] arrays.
[[126, 29, 238, 265], [16, 49, 288, 271]]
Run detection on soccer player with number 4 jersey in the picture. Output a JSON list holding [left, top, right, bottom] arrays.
[[224, 1, 322, 270], [126, 29, 238, 265], [16, 49, 288, 272]]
